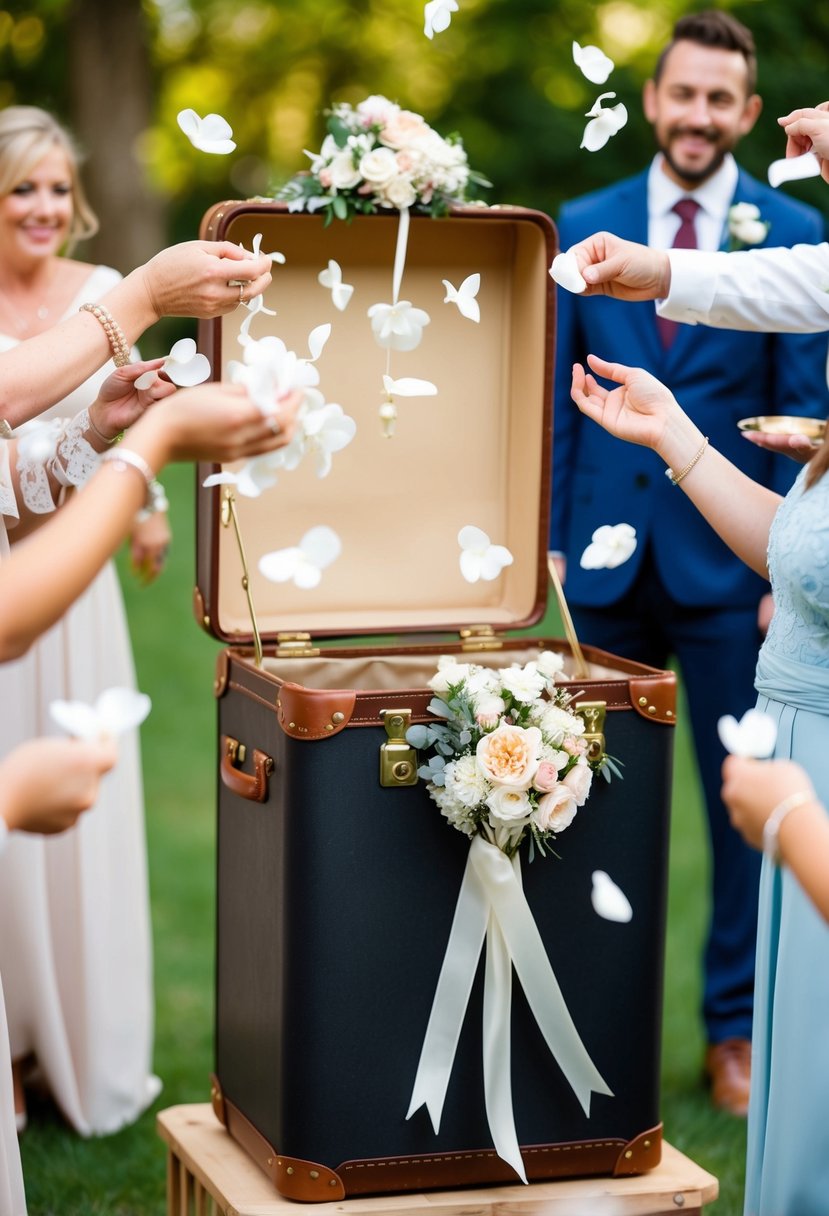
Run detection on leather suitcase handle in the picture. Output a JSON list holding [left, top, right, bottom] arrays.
[[220, 735, 273, 803]]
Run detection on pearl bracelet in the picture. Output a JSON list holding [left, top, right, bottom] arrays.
[[79, 302, 131, 367], [762, 789, 814, 863]]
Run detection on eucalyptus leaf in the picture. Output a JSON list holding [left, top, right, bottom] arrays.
[[327, 115, 350, 148], [406, 725, 430, 748], [332, 194, 348, 219], [428, 697, 453, 719]]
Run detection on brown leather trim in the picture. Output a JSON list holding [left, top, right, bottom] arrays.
[[613, 1122, 663, 1176], [629, 674, 677, 725], [277, 682, 357, 741], [337, 1133, 652, 1196], [214, 651, 230, 699], [219, 735, 273, 803], [209, 1073, 226, 1126], [222, 1095, 346, 1200], [193, 585, 211, 635]]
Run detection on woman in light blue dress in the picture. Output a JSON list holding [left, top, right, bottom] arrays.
[[568, 349, 829, 1216]]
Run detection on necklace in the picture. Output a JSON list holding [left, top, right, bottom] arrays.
[[0, 288, 52, 334]]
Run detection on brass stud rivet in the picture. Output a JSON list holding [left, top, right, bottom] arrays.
[[332, 712, 345, 724], [648, 705, 656, 715], [286, 1166, 294, 1176], [289, 721, 296, 729], [267, 1156, 274, 1167], [310, 1170, 320, 1180], [329, 1179, 338, 1188], [673, 1196, 686, 1209], [325, 724, 334, 731], [638, 696, 648, 706], [203, 615, 210, 628], [643, 1139, 651, 1149], [666, 709, 674, 718], [624, 1150, 633, 1159]]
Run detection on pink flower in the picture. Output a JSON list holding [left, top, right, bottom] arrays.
[[318, 168, 332, 188], [563, 735, 587, 756], [533, 786, 578, 833], [532, 761, 560, 793], [379, 110, 431, 149], [476, 722, 541, 790]]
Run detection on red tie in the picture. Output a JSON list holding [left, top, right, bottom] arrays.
[[657, 197, 700, 348]]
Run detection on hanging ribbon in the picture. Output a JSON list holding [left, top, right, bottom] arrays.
[[406, 835, 613, 1183], [391, 205, 410, 306]]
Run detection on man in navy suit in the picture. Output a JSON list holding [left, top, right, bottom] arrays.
[[551, 10, 829, 1115]]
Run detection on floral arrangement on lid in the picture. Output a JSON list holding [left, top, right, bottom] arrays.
[[408, 652, 619, 859], [278, 94, 490, 222]]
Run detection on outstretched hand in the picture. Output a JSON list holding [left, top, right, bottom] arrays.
[[88, 359, 177, 440], [568, 233, 672, 301], [570, 354, 681, 452], [778, 102, 829, 184]]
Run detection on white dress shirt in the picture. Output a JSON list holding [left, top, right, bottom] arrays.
[[648, 152, 739, 253]]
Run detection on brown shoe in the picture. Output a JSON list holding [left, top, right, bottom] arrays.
[[704, 1038, 751, 1116]]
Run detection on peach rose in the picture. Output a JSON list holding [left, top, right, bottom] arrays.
[[476, 722, 541, 790], [379, 110, 431, 149]]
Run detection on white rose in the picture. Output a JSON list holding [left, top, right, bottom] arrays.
[[533, 785, 578, 833], [380, 174, 418, 209], [474, 692, 506, 726], [432, 783, 475, 836], [428, 658, 473, 693], [501, 664, 547, 704], [356, 95, 400, 127], [328, 151, 362, 190], [486, 786, 532, 822], [358, 146, 399, 185], [562, 758, 593, 806]]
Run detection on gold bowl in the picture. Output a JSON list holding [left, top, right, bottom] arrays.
[[738, 415, 826, 442]]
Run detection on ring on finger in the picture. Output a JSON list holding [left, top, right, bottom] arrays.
[[268, 416, 282, 437], [227, 278, 248, 305]]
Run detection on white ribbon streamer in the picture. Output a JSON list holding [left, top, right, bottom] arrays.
[[407, 835, 613, 1182], [391, 206, 410, 305]]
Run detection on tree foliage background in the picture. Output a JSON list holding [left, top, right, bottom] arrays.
[[0, 0, 826, 314]]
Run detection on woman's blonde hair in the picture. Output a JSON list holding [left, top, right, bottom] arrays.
[[0, 106, 98, 249]]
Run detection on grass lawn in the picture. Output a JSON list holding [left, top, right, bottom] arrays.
[[18, 463, 746, 1213]]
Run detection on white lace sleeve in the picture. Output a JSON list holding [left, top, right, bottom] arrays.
[[0, 441, 17, 522], [14, 410, 101, 515]]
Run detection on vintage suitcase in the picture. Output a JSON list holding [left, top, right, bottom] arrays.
[[194, 202, 677, 1201]]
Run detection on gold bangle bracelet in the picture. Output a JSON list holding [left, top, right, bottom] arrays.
[[665, 436, 709, 487], [79, 302, 131, 367]]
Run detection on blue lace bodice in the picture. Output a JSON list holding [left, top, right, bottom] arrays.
[[761, 464, 829, 670]]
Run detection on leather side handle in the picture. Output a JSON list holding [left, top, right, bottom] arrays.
[[220, 734, 273, 803]]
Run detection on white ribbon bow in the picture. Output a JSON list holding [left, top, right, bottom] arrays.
[[407, 835, 613, 1182]]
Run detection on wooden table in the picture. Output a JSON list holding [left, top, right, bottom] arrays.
[[157, 1104, 719, 1216]]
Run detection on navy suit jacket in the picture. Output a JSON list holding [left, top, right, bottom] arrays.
[[551, 166, 829, 609]]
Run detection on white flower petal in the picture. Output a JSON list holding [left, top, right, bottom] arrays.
[[382, 375, 437, 397], [164, 352, 211, 387], [768, 151, 822, 189], [258, 548, 301, 583], [458, 524, 490, 552], [331, 283, 354, 311], [717, 709, 778, 759], [177, 108, 236, 155], [581, 95, 628, 152], [168, 337, 197, 363], [591, 871, 633, 923], [459, 550, 482, 583], [308, 323, 331, 362], [300, 525, 342, 569], [479, 545, 514, 580], [572, 41, 615, 85], [424, 0, 457, 38], [442, 273, 481, 322], [49, 699, 104, 741], [294, 561, 323, 589], [549, 250, 587, 294], [95, 687, 152, 734], [202, 471, 239, 488], [580, 523, 637, 570]]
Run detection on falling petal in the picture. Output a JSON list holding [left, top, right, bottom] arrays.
[[581, 94, 628, 152], [717, 709, 778, 759], [572, 41, 615, 85], [95, 687, 152, 734], [176, 108, 236, 155], [442, 273, 481, 322], [549, 250, 587, 294], [300, 525, 342, 569], [424, 0, 458, 39], [258, 547, 302, 584], [591, 871, 633, 923], [768, 151, 821, 189], [49, 700, 103, 742], [308, 324, 332, 362], [382, 375, 437, 396], [458, 525, 513, 583], [580, 523, 637, 570]]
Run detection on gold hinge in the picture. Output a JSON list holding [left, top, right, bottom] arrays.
[[275, 632, 320, 659], [574, 700, 607, 762], [379, 708, 418, 788], [459, 624, 503, 653]]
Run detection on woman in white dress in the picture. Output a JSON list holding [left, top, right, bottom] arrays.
[[0, 105, 167, 1136], [0, 360, 299, 1214]]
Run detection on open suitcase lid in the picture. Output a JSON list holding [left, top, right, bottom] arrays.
[[195, 202, 556, 645]]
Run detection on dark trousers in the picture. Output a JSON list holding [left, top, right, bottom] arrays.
[[570, 546, 762, 1044]]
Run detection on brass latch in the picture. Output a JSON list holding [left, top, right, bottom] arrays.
[[379, 708, 418, 788], [275, 632, 320, 659], [460, 624, 503, 653], [574, 700, 607, 762]]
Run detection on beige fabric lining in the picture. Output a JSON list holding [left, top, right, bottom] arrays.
[[213, 212, 549, 637]]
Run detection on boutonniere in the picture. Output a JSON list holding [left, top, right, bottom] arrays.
[[728, 202, 770, 250]]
